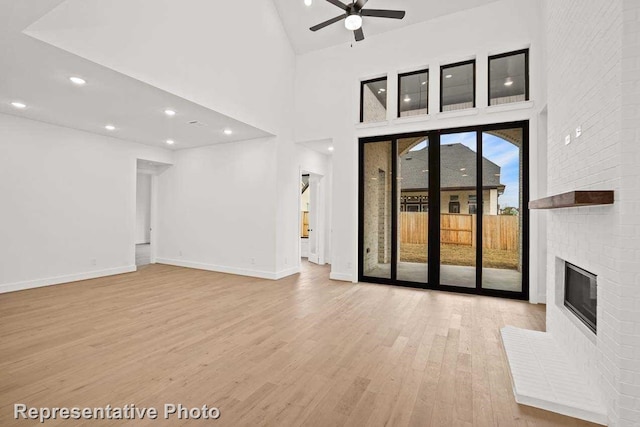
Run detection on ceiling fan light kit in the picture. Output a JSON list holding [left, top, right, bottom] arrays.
[[310, 0, 406, 42], [345, 14, 363, 31]]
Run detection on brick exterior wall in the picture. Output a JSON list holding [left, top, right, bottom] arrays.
[[363, 142, 392, 273], [546, 1, 639, 425], [362, 85, 387, 123]]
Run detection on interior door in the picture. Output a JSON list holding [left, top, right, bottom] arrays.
[[307, 175, 320, 265]]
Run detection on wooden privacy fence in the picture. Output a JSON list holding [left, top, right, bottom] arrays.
[[399, 212, 519, 251], [301, 211, 309, 238]]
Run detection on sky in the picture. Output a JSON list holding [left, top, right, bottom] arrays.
[[412, 131, 521, 209]]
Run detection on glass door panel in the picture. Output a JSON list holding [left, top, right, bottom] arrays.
[[362, 140, 393, 279], [439, 132, 478, 288], [397, 137, 429, 283], [481, 129, 523, 292]]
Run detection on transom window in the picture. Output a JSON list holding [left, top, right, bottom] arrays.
[[489, 49, 529, 105], [398, 69, 428, 117], [440, 60, 475, 112], [360, 77, 388, 123]]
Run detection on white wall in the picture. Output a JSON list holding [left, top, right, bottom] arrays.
[[0, 113, 173, 293], [155, 138, 283, 278], [545, 1, 640, 425], [294, 0, 546, 293], [135, 173, 151, 244], [28, 0, 301, 279]]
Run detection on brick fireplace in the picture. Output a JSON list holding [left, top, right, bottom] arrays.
[[525, 1, 640, 425]]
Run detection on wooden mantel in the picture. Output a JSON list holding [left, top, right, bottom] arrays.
[[529, 191, 614, 209]]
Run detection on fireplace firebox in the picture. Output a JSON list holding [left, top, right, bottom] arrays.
[[564, 263, 597, 334]]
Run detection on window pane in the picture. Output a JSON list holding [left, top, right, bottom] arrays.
[[439, 132, 477, 288], [362, 140, 392, 279], [397, 137, 429, 283], [489, 51, 527, 105], [399, 71, 428, 117], [361, 78, 387, 123], [481, 129, 523, 292], [441, 62, 475, 112]]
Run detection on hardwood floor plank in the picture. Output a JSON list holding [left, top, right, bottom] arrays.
[[0, 262, 600, 426]]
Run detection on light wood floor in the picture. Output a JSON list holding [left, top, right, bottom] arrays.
[[0, 262, 598, 426]]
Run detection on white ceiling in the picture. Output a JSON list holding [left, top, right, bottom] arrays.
[[0, 1, 272, 151], [273, 0, 500, 54], [0, 0, 502, 151]]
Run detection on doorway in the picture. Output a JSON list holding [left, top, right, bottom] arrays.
[[135, 159, 170, 268], [300, 171, 325, 265], [135, 171, 152, 266], [358, 121, 529, 300]]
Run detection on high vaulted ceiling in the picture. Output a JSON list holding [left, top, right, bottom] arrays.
[[273, 0, 500, 54], [0, 1, 271, 151], [1, 0, 504, 151]]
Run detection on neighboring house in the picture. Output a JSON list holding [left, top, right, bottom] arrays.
[[399, 143, 505, 215]]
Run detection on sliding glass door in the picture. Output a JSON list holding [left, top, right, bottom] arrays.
[[397, 137, 429, 283], [361, 140, 393, 279], [439, 131, 478, 289], [480, 128, 524, 293], [359, 122, 529, 300]]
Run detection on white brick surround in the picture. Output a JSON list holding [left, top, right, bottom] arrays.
[[545, 1, 640, 425]]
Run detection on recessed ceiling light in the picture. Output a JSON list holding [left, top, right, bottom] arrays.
[[11, 102, 26, 109], [69, 76, 86, 85], [304, 0, 312, 5], [379, 88, 386, 92], [462, 174, 468, 177], [404, 95, 411, 103], [445, 74, 453, 79], [223, 129, 233, 135], [421, 81, 427, 85], [166, 139, 175, 145], [460, 168, 466, 171], [328, 146, 334, 152], [504, 77, 514, 86], [422, 169, 429, 173], [105, 125, 115, 131], [164, 109, 176, 116]]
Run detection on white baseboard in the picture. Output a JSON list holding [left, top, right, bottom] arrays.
[[275, 266, 301, 279], [156, 258, 285, 280], [330, 271, 355, 282], [0, 265, 137, 294]]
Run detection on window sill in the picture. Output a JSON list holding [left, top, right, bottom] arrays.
[[355, 120, 390, 129], [392, 114, 431, 125], [436, 108, 479, 119], [485, 100, 534, 113]]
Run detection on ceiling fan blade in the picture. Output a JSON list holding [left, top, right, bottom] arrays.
[[354, 27, 365, 42], [361, 9, 406, 19], [355, 0, 369, 9], [326, 0, 348, 11], [310, 15, 345, 32]]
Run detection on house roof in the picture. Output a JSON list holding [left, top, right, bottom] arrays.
[[399, 143, 504, 191]]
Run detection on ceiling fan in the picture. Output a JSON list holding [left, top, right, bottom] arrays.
[[310, 0, 406, 42]]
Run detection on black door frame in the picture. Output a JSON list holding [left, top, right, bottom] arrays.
[[358, 120, 529, 301]]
